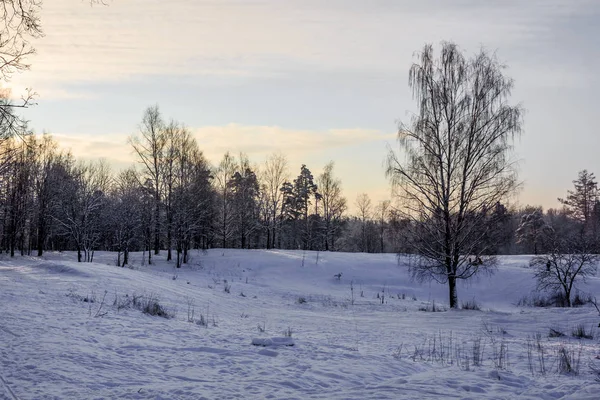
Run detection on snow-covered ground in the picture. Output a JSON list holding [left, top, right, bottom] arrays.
[[1, 249, 599, 399]]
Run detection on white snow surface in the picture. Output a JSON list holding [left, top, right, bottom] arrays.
[[1, 249, 599, 399]]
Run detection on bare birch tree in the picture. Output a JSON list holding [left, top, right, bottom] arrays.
[[129, 105, 166, 256], [375, 200, 391, 253], [386, 42, 523, 308], [355, 193, 372, 253], [214, 152, 237, 248], [262, 153, 288, 249], [317, 161, 346, 251]]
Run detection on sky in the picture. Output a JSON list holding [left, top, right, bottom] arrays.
[[8, 0, 600, 213]]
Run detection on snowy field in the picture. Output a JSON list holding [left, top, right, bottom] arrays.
[[1, 249, 600, 399]]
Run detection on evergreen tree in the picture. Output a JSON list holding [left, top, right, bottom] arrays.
[[558, 169, 598, 232], [281, 165, 319, 249], [228, 160, 260, 249]]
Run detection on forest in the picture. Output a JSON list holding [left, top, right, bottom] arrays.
[[0, 100, 597, 270]]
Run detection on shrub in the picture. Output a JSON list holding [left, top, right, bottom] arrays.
[[572, 292, 592, 307], [571, 324, 594, 339], [132, 294, 173, 319], [196, 314, 207, 327], [297, 296, 307, 304], [548, 327, 566, 338], [418, 300, 446, 312], [461, 298, 481, 310], [557, 345, 581, 375], [517, 292, 571, 308]]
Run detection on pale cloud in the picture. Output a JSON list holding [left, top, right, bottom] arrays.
[[49, 124, 393, 169], [191, 124, 394, 162], [50, 132, 132, 173], [10, 0, 597, 98]]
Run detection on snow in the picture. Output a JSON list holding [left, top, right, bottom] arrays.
[[251, 337, 295, 347], [1, 249, 599, 399]]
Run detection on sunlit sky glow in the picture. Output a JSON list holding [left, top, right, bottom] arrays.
[[8, 0, 600, 212]]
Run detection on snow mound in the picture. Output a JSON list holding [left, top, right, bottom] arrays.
[[251, 337, 295, 347], [36, 262, 90, 277]]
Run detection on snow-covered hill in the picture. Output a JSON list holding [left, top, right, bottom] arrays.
[[1, 250, 599, 399]]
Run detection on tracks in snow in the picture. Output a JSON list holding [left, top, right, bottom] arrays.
[[0, 373, 20, 400]]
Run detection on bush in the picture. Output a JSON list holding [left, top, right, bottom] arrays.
[[572, 292, 592, 307], [297, 296, 307, 304], [418, 300, 446, 312], [132, 294, 173, 319], [461, 298, 481, 310], [571, 324, 594, 339], [517, 292, 571, 308], [557, 345, 581, 375]]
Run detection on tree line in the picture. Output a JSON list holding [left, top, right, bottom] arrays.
[[0, 103, 420, 265]]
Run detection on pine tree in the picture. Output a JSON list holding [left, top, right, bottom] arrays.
[[558, 170, 598, 232], [229, 161, 260, 249]]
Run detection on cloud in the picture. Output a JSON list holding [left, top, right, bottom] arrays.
[[191, 124, 394, 162], [49, 124, 393, 168], [10, 0, 596, 98]]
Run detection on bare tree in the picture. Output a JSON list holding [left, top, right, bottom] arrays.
[[0, 0, 42, 128], [54, 160, 111, 262], [1, 135, 35, 256], [162, 119, 180, 261], [0, 1, 102, 134], [110, 168, 143, 267], [214, 152, 237, 248], [0, 0, 42, 82], [355, 193, 372, 252], [530, 234, 598, 307], [317, 161, 346, 251], [386, 42, 523, 308], [31, 134, 60, 256], [129, 105, 166, 256], [375, 200, 391, 253], [172, 129, 212, 266], [262, 153, 288, 249]]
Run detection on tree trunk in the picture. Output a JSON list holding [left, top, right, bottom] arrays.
[[77, 247, 82, 263], [167, 212, 172, 261], [565, 282, 572, 307], [448, 275, 458, 308], [154, 200, 160, 255], [123, 249, 129, 267]]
